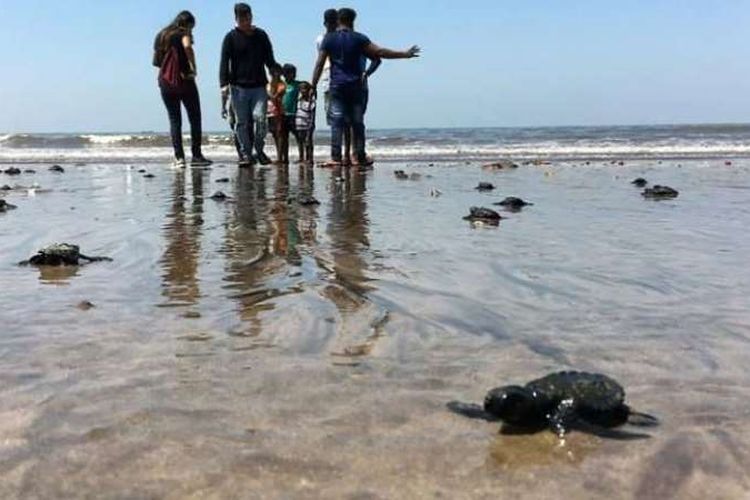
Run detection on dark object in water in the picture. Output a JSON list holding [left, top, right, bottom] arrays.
[[19, 243, 112, 266], [463, 207, 503, 224], [4, 167, 21, 175], [76, 300, 96, 311], [24, 169, 36, 174], [394, 170, 409, 180], [493, 197, 533, 209], [137, 169, 147, 173], [642, 185, 679, 199], [210, 191, 229, 201], [475, 182, 495, 191], [447, 371, 658, 439], [49, 165, 65, 173], [0, 199, 18, 212], [725, 161, 733, 166], [298, 195, 320, 206], [215, 177, 230, 183], [143, 174, 156, 179], [631, 178, 648, 188], [1, 185, 12, 191], [482, 160, 519, 170]]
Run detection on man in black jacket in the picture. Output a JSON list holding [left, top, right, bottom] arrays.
[[220, 3, 279, 166]]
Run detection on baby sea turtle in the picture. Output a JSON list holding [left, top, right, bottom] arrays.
[[209, 191, 229, 201], [475, 182, 495, 191], [394, 170, 409, 180], [482, 160, 519, 170], [49, 165, 65, 173], [463, 207, 503, 225], [0, 199, 18, 212], [631, 178, 648, 188], [447, 371, 658, 439], [493, 197, 533, 210], [297, 195, 320, 206], [642, 185, 679, 199], [19, 243, 112, 266], [4, 167, 21, 176]]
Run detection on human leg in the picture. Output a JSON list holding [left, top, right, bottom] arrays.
[[231, 87, 254, 163], [160, 86, 185, 160], [249, 87, 269, 162], [350, 85, 368, 164], [328, 87, 345, 163], [182, 80, 205, 160]]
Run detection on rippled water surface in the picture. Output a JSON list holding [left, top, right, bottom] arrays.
[[1, 159, 750, 499]]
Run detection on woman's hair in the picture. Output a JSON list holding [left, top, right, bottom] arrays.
[[157, 11, 195, 53]]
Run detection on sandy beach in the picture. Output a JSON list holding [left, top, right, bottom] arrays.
[[1, 157, 750, 499]]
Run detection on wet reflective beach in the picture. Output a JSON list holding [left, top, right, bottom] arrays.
[[1, 160, 750, 498]]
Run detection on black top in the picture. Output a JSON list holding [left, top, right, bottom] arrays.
[[219, 28, 278, 88], [152, 30, 190, 73]]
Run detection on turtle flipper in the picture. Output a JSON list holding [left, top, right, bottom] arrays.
[[446, 401, 500, 422], [548, 399, 577, 438], [626, 410, 659, 427], [569, 419, 653, 440], [79, 254, 113, 263]]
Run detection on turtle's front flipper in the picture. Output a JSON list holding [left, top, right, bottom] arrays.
[[79, 254, 113, 263], [570, 419, 652, 440], [548, 399, 577, 438], [446, 401, 500, 422], [627, 409, 659, 427]]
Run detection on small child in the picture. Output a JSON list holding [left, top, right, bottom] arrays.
[[281, 64, 304, 164], [295, 82, 317, 165], [266, 66, 286, 164]]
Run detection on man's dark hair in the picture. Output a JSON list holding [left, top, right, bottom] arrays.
[[337, 8, 356, 27], [282, 63, 297, 75], [324, 9, 338, 27], [235, 3, 252, 19]]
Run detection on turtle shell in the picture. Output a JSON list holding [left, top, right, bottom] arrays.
[[525, 371, 625, 412]]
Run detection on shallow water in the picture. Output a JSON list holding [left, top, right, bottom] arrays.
[[1, 160, 750, 499]]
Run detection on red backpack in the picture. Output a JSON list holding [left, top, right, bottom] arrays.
[[158, 44, 183, 89]]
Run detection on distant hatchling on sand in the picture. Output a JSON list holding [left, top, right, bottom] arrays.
[[493, 197, 533, 209], [0, 199, 18, 212], [447, 371, 658, 438], [463, 207, 503, 224], [631, 178, 648, 187], [642, 185, 679, 199], [475, 182, 495, 191], [19, 243, 112, 266]]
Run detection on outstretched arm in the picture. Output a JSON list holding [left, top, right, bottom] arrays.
[[364, 43, 420, 60]]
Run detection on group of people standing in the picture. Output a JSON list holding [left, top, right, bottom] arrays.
[[153, 4, 419, 169]]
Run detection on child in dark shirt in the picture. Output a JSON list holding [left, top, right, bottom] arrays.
[[281, 64, 305, 164]]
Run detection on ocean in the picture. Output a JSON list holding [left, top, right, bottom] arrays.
[[2, 123, 750, 163]]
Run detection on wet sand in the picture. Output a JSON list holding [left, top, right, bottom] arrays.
[[1, 160, 750, 499]]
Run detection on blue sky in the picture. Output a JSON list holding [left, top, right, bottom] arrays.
[[1, 0, 749, 132]]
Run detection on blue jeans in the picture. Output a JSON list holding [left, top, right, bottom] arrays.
[[329, 83, 366, 162], [231, 86, 268, 160]]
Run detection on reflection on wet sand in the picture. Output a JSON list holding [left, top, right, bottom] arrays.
[[160, 168, 205, 307], [320, 167, 388, 361]]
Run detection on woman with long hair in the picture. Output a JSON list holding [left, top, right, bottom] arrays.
[[153, 11, 212, 167]]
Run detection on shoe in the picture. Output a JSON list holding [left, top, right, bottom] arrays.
[[172, 158, 187, 168], [238, 157, 255, 168], [256, 152, 272, 165], [191, 156, 213, 167]]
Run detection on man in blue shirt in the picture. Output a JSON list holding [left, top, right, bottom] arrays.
[[312, 8, 419, 167]]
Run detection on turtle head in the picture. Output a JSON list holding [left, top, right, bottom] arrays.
[[483, 385, 537, 424]]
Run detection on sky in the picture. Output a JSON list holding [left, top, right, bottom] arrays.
[[0, 0, 749, 133]]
